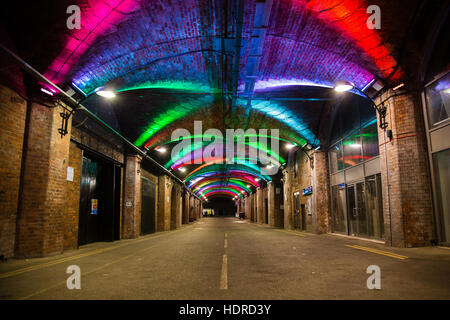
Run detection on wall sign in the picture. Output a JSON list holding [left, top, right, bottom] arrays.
[[66, 166, 74, 182], [302, 186, 313, 196], [91, 199, 98, 215]]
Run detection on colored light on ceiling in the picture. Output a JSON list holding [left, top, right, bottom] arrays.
[[116, 81, 217, 94], [302, 0, 402, 80], [239, 99, 316, 144], [134, 95, 214, 147], [44, 0, 142, 84], [252, 79, 334, 90], [185, 164, 272, 184], [203, 190, 241, 198], [167, 141, 283, 170]]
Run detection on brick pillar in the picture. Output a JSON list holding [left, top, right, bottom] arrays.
[[0, 86, 26, 258], [184, 191, 190, 224], [158, 175, 172, 231], [282, 168, 293, 229], [312, 151, 330, 234], [195, 199, 200, 219], [256, 187, 263, 224], [243, 197, 249, 219], [189, 194, 194, 221], [268, 182, 275, 226], [122, 154, 142, 239], [15, 101, 72, 258], [171, 183, 182, 229], [376, 90, 434, 247], [250, 193, 256, 221]]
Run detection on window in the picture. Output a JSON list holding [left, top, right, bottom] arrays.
[[343, 131, 362, 168], [331, 184, 348, 233], [329, 142, 344, 173], [362, 121, 379, 160], [425, 72, 450, 126]]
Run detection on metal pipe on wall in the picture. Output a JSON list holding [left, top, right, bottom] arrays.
[[0, 42, 201, 201]]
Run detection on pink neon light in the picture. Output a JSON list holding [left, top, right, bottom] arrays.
[[203, 190, 238, 197], [44, 0, 142, 84]]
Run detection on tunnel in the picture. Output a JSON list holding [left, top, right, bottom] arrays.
[[0, 0, 449, 302]]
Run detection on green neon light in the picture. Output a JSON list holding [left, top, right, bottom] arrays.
[[117, 80, 218, 93], [134, 96, 214, 147]]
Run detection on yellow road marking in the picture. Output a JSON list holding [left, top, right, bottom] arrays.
[[278, 230, 308, 237], [19, 241, 162, 300], [0, 227, 190, 279], [345, 244, 408, 260]]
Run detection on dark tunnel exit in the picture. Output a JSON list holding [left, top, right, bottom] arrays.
[[203, 198, 237, 217]]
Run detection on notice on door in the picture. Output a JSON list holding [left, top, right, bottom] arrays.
[[91, 199, 98, 215], [66, 166, 74, 182]]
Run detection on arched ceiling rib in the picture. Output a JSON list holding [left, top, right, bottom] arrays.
[[6, 0, 414, 200]]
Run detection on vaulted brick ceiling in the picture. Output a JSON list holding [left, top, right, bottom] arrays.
[[1, 0, 428, 199]]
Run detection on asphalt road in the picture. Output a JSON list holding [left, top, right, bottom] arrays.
[[0, 217, 449, 299]]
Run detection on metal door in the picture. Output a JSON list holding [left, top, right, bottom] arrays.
[[301, 204, 306, 230], [293, 192, 301, 230], [141, 176, 156, 235], [78, 157, 101, 245]]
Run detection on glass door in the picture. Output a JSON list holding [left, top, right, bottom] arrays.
[[347, 182, 368, 237], [356, 182, 367, 236], [347, 184, 357, 236]]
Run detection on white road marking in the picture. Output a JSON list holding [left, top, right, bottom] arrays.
[[224, 238, 228, 249], [220, 254, 228, 290]]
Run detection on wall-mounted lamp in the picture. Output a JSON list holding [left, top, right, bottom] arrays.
[[334, 80, 388, 130]]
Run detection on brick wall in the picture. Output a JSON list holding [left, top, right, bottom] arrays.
[[376, 90, 434, 247], [282, 168, 293, 229], [312, 151, 330, 234], [289, 150, 314, 231], [0, 85, 26, 258], [170, 184, 182, 230], [15, 101, 71, 258], [71, 126, 124, 164], [256, 187, 263, 224], [158, 175, 172, 231], [122, 155, 142, 239], [63, 141, 82, 249]]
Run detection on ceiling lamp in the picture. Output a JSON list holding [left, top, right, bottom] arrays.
[[155, 146, 167, 153], [334, 80, 354, 92], [285, 143, 296, 149], [40, 87, 54, 96], [95, 88, 116, 98]]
